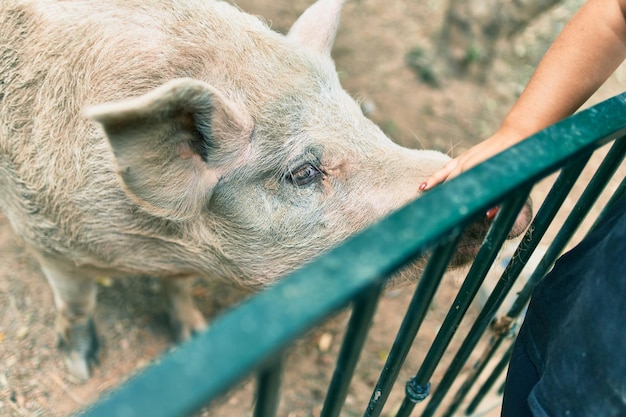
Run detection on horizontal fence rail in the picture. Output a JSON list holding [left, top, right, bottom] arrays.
[[75, 93, 626, 417]]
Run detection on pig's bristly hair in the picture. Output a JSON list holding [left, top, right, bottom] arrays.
[[0, 0, 485, 293]]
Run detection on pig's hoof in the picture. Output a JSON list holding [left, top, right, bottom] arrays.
[[58, 318, 100, 382]]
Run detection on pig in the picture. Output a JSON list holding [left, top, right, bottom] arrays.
[[0, 0, 531, 381]]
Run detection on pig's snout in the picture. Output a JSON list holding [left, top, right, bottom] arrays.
[[387, 198, 533, 288]]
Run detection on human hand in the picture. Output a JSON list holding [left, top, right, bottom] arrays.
[[419, 131, 524, 191]]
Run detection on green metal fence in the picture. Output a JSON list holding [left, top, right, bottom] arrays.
[[74, 92, 626, 417]]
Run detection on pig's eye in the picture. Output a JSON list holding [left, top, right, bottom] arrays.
[[288, 163, 322, 186]]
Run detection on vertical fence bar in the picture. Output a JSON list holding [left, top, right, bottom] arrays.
[[254, 358, 284, 417], [419, 138, 626, 417], [590, 176, 626, 232], [321, 283, 384, 417], [392, 188, 531, 417], [438, 153, 592, 417], [508, 137, 626, 321], [416, 257, 532, 417], [464, 341, 515, 415], [540, 137, 626, 251], [441, 325, 514, 417], [363, 234, 463, 417]]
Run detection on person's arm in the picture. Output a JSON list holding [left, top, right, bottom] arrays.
[[420, 0, 626, 191]]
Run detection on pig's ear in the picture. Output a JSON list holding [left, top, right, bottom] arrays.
[[288, 0, 345, 55], [85, 78, 253, 221]]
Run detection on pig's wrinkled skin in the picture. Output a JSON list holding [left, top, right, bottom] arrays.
[[0, 0, 531, 380]]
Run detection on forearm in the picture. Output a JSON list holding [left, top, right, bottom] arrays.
[[421, 0, 626, 190], [498, 0, 626, 141]]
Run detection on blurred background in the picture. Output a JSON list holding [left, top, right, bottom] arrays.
[[233, 0, 625, 154]]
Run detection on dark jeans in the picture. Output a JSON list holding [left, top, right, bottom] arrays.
[[501, 191, 626, 417]]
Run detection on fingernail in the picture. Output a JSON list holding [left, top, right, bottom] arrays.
[[419, 182, 428, 191], [486, 207, 499, 219]]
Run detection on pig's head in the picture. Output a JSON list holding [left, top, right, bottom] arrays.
[[86, 0, 531, 288]]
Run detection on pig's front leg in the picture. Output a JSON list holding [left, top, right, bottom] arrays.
[[39, 258, 99, 382], [162, 278, 207, 341]]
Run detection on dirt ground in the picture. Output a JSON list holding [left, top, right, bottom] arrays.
[[1, 1, 625, 417]]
